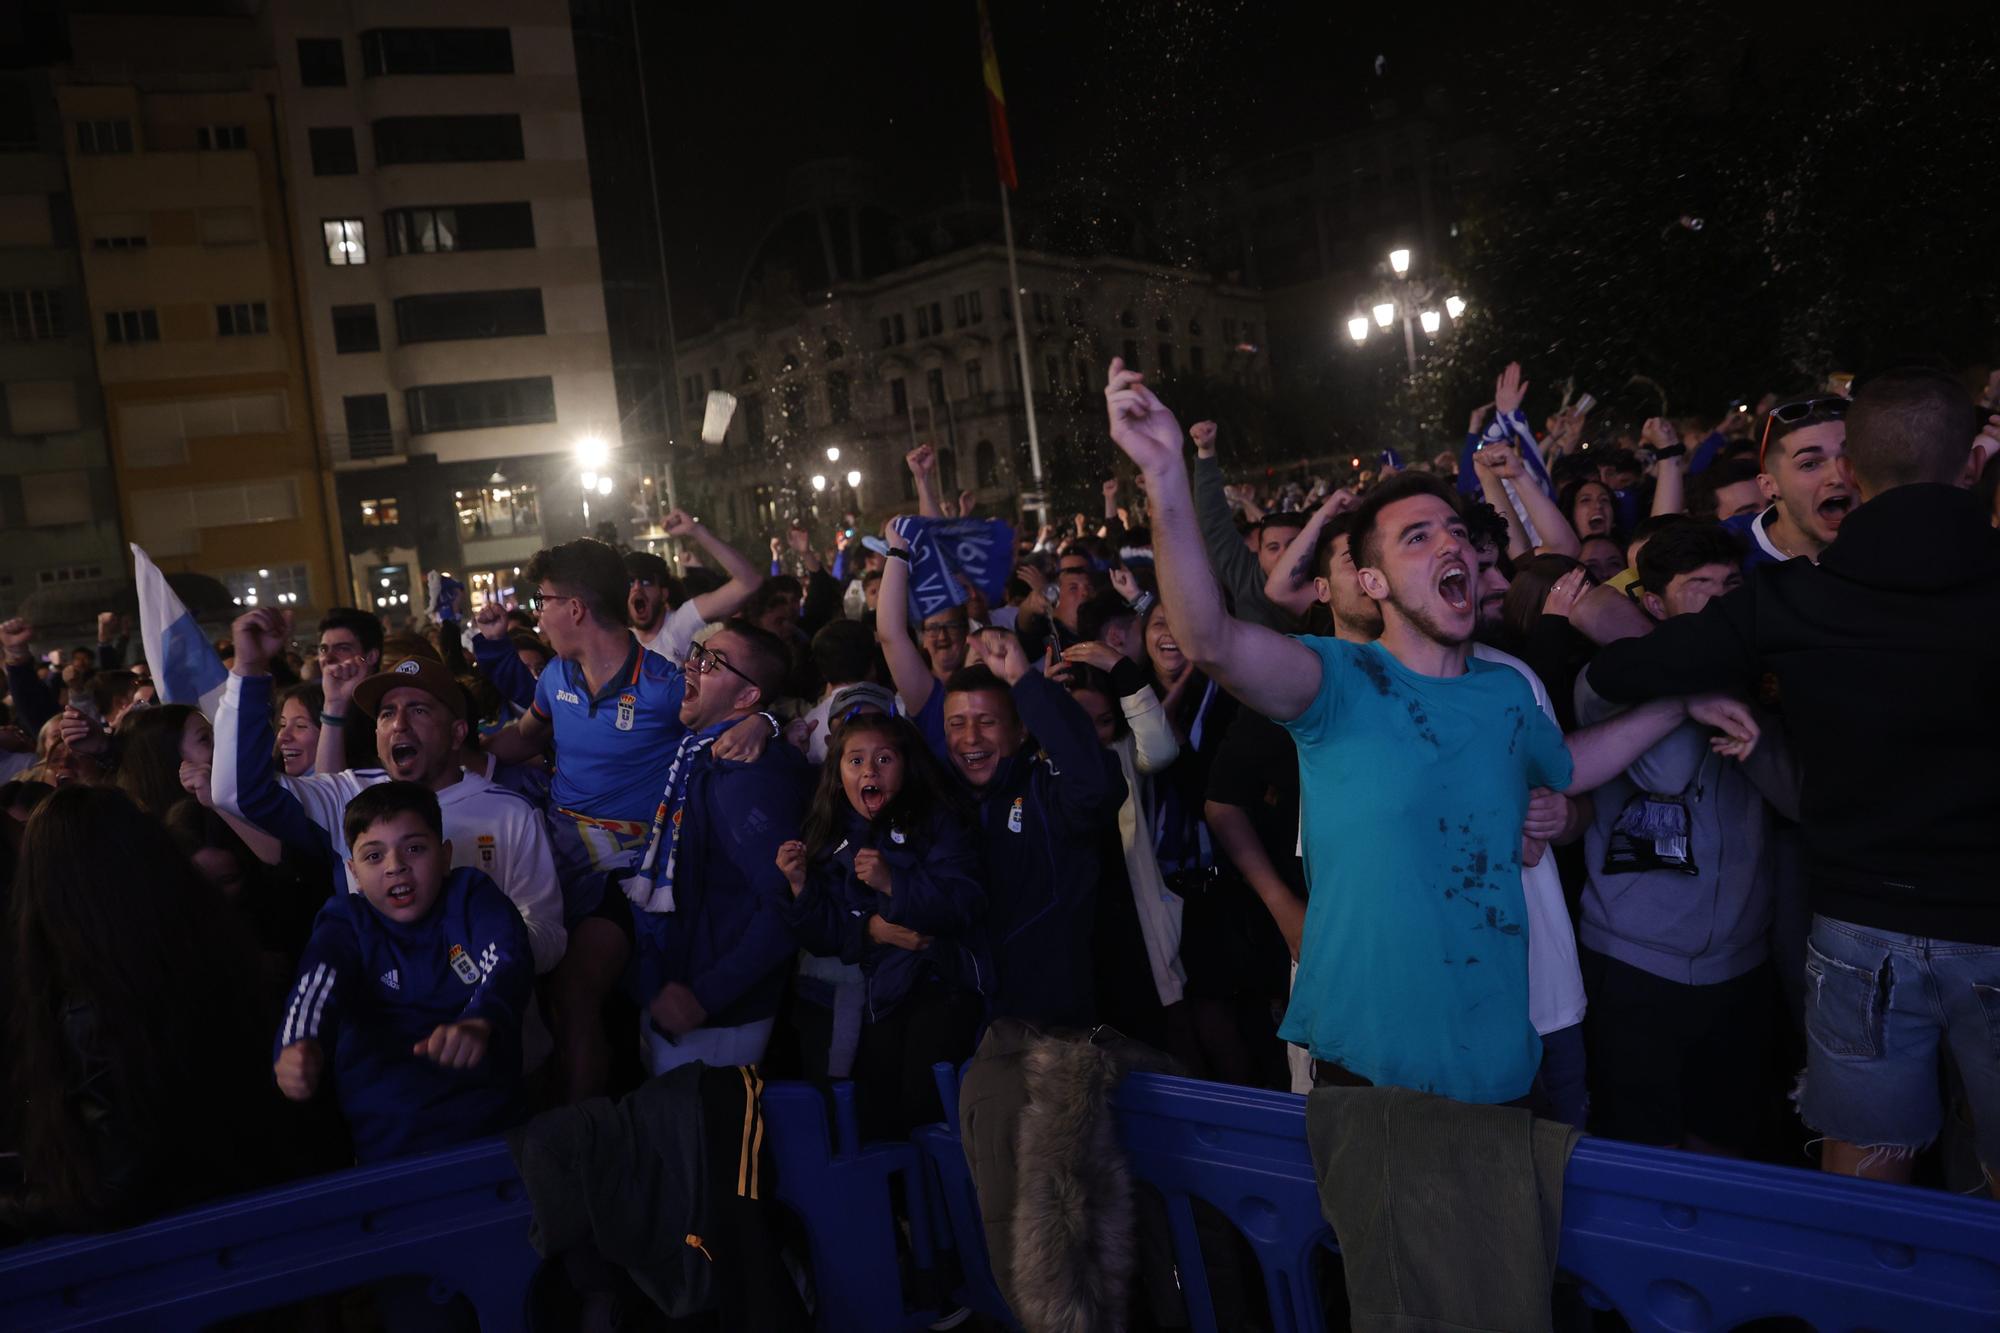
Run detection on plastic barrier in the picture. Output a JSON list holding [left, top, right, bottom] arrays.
[[0, 1080, 942, 1333], [920, 1069, 2000, 1333]]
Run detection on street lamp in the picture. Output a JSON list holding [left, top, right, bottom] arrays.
[[1420, 309, 1442, 335], [1347, 315, 1370, 344], [825, 446, 840, 462], [810, 474, 827, 492], [1351, 248, 1461, 376], [1372, 301, 1395, 329], [1445, 294, 1466, 320], [575, 435, 608, 470], [1388, 247, 1411, 275], [845, 469, 861, 489]]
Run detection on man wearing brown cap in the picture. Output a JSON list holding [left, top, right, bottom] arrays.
[[215, 608, 566, 974]]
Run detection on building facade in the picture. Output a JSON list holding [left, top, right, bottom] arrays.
[[0, 68, 124, 631], [671, 243, 1269, 545], [266, 0, 623, 613], [54, 13, 344, 622]]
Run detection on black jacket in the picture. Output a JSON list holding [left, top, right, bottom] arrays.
[[1586, 484, 2000, 943], [953, 671, 1128, 1027]]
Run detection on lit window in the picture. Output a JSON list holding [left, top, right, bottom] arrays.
[[323, 218, 367, 265]]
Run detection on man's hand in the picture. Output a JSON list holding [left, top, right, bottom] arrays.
[[1468, 403, 1495, 435], [414, 1017, 492, 1070], [958, 489, 976, 517], [1109, 566, 1141, 603], [977, 628, 1031, 685], [712, 711, 774, 763], [1189, 419, 1218, 459], [230, 608, 290, 678], [776, 839, 808, 896], [274, 1039, 324, 1101], [882, 515, 911, 552], [1071, 512, 1088, 537], [1106, 359, 1187, 476], [320, 656, 364, 714], [1686, 694, 1760, 759], [1641, 416, 1677, 451], [1522, 787, 1569, 843], [1061, 640, 1123, 673], [853, 848, 892, 894], [1318, 486, 1358, 518], [97, 611, 118, 644], [649, 981, 707, 1037], [782, 714, 819, 756], [906, 443, 935, 479], [472, 599, 509, 642], [866, 915, 930, 952], [1474, 440, 1522, 480], [1102, 478, 1120, 502], [179, 758, 214, 807], [59, 707, 109, 758], [1, 618, 34, 665], [1494, 361, 1530, 416], [662, 507, 699, 538]]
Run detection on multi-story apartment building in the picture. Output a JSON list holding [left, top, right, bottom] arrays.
[[672, 241, 1269, 542], [266, 0, 623, 612], [0, 69, 124, 632], [55, 13, 345, 620]]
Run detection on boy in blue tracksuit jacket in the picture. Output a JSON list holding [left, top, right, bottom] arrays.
[[273, 782, 533, 1164], [929, 638, 1127, 1028]]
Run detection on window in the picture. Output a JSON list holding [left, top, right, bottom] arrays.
[[76, 120, 132, 155], [199, 207, 260, 245], [826, 370, 850, 424], [1, 289, 64, 341], [196, 125, 248, 151], [104, 309, 159, 344], [1157, 343, 1174, 376], [0, 84, 35, 149], [889, 377, 908, 416], [332, 304, 380, 353], [455, 483, 538, 539], [682, 374, 704, 406], [6, 380, 79, 435], [221, 564, 308, 609], [999, 288, 1012, 321], [393, 288, 544, 344], [1155, 315, 1173, 334], [373, 115, 523, 166], [323, 218, 366, 265], [953, 294, 967, 328], [915, 304, 931, 338], [1045, 356, 1062, 392], [359, 497, 400, 526], [1189, 345, 1205, 376], [120, 393, 285, 466], [384, 203, 535, 255], [22, 472, 91, 528], [892, 313, 905, 344], [298, 38, 347, 87], [878, 316, 892, 348], [308, 126, 357, 175], [1031, 292, 1052, 323], [927, 367, 946, 405], [964, 359, 982, 396], [1062, 295, 1083, 325], [928, 301, 942, 335], [1121, 340, 1140, 370], [936, 448, 958, 492], [216, 302, 269, 337], [825, 338, 844, 360], [1189, 319, 1204, 337], [740, 394, 764, 445], [1244, 321, 1258, 343], [405, 376, 556, 433], [361, 28, 513, 77], [1222, 317, 1238, 343], [976, 439, 997, 487], [780, 382, 806, 437], [1120, 309, 1137, 329], [969, 290, 983, 323], [342, 394, 393, 456], [37, 564, 105, 585]]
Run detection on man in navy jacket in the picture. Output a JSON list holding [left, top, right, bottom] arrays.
[[937, 630, 1127, 1027], [623, 621, 812, 1074]]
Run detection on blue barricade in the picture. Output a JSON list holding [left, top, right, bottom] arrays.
[[6, 1070, 1997, 1332]]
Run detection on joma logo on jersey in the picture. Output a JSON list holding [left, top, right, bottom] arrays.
[[555, 690, 583, 705]]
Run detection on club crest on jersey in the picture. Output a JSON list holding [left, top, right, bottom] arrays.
[[616, 693, 637, 732], [448, 944, 481, 985], [1007, 797, 1023, 833], [477, 834, 495, 869]]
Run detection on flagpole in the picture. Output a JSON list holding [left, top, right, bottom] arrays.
[[998, 181, 1046, 530]]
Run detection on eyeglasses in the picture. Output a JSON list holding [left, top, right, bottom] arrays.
[[683, 641, 759, 691], [528, 591, 579, 612], [1758, 397, 1848, 472], [921, 620, 969, 639]]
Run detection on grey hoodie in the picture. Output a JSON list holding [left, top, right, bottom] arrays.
[[1572, 673, 1801, 985]]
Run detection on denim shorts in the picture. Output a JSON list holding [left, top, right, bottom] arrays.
[[1799, 915, 2000, 1171]]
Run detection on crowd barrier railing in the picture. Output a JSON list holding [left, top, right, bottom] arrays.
[[5, 1070, 1997, 1332]]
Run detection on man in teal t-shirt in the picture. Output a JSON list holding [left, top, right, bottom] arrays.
[[1282, 635, 1570, 1101], [1103, 358, 1762, 1104]]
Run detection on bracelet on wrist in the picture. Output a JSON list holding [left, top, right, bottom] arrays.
[[319, 711, 346, 727], [1652, 442, 1687, 461], [884, 547, 911, 562]]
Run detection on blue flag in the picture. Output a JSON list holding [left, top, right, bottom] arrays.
[[131, 543, 228, 714], [890, 516, 1015, 623]]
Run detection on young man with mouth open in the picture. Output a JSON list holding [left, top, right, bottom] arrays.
[[1104, 359, 1759, 1106], [1726, 395, 1854, 568]]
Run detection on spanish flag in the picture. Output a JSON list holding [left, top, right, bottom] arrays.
[[978, 0, 1019, 190]]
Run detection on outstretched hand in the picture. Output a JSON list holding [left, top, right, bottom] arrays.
[[1494, 362, 1530, 416], [1687, 694, 1760, 760], [1105, 359, 1186, 475]]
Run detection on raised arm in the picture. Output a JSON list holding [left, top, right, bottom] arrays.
[[668, 509, 763, 622], [874, 518, 937, 715], [2, 619, 61, 736], [313, 656, 362, 776], [1263, 487, 1356, 617], [1470, 445, 1534, 559], [1104, 361, 1323, 722], [214, 611, 347, 860], [1642, 418, 1686, 518], [908, 444, 945, 519], [481, 692, 554, 765]]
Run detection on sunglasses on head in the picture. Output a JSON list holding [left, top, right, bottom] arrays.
[[1758, 396, 1848, 472]]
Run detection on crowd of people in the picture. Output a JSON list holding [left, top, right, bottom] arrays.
[[1, 353, 1997, 1261]]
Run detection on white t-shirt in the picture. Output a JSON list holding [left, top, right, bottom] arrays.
[[637, 599, 710, 667]]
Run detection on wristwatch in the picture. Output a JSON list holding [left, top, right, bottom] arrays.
[[884, 547, 911, 562]]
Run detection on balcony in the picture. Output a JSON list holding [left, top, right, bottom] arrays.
[[327, 429, 406, 466]]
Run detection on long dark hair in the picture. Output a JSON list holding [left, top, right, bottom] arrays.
[[8, 785, 275, 1229], [801, 713, 960, 862], [113, 703, 201, 817]]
